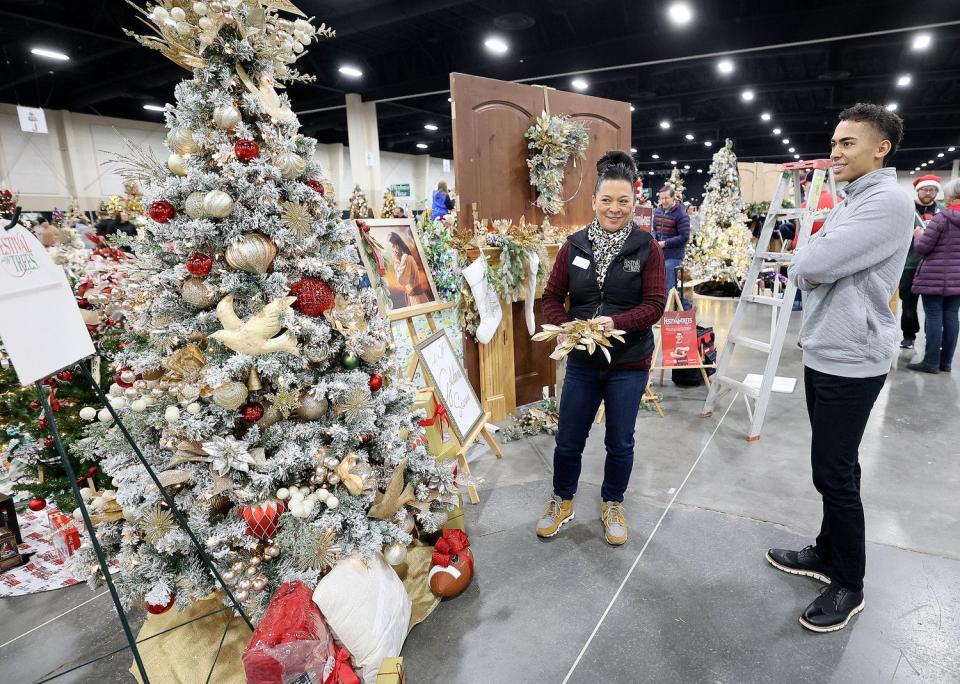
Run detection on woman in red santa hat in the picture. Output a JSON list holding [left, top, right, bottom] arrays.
[[899, 174, 943, 349]]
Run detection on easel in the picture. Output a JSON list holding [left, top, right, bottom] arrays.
[[391, 303, 502, 505], [649, 286, 715, 388]]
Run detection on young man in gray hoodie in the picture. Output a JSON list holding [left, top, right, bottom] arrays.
[[766, 103, 913, 633]]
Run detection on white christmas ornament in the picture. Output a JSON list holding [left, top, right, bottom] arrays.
[[276, 151, 306, 180], [193, 2, 208, 15], [276, 487, 289, 501], [131, 399, 148, 412], [109, 383, 123, 397], [213, 104, 241, 130], [168, 153, 189, 177], [164, 406, 181, 423], [326, 496, 339, 509], [79, 406, 97, 421], [98, 408, 113, 423], [170, 6, 186, 21], [186, 402, 202, 415], [383, 542, 407, 566], [203, 190, 234, 218]]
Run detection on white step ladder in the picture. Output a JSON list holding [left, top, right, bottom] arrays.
[[700, 160, 837, 440]]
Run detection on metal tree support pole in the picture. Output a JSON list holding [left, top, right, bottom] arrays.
[[76, 361, 255, 631], [35, 380, 150, 684]]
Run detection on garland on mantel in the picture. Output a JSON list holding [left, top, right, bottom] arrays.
[[524, 111, 589, 215]]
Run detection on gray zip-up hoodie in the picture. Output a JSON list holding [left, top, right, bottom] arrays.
[[788, 167, 913, 378]]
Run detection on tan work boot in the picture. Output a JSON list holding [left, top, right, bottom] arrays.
[[601, 500, 628, 545], [536, 495, 574, 538]]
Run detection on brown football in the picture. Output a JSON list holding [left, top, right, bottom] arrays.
[[428, 549, 473, 598]]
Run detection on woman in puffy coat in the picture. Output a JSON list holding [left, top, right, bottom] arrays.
[[910, 178, 960, 373]]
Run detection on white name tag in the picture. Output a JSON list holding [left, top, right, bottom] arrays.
[[572, 256, 590, 270]]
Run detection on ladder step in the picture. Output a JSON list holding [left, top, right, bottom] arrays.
[[770, 209, 807, 220], [717, 375, 760, 398], [730, 335, 771, 353], [742, 294, 788, 307], [756, 251, 792, 263]]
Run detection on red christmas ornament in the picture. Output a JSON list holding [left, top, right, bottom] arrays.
[[76, 297, 91, 309], [360, 434, 374, 445], [43, 377, 58, 388], [369, 374, 383, 391], [39, 418, 48, 430], [186, 252, 214, 277], [50, 399, 62, 411], [30, 400, 40, 410], [57, 370, 73, 381], [306, 179, 325, 195], [28, 497, 47, 512], [234, 139, 260, 162], [43, 438, 55, 448], [288, 278, 335, 317], [145, 594, 176, 614], [115, 368, 136, 388], [148, 200, 176, 223], [240, 402, 265, 423], [239, 501, 285, 541]]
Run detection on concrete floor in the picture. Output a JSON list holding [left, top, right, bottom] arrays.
[[2, 298, 959, 683]]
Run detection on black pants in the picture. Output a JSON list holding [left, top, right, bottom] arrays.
[[899, 268, 920, 341], [804, 367, 886, 593]]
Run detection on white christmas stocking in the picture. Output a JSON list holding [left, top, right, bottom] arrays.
[[462, 254, 503, 344], [524, 251, 540, 336]]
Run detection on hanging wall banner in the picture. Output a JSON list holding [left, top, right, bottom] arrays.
[[16, 106, 48, 134], [661, 308, 698, 367]]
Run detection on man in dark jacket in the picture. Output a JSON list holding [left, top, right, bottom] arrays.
[[900, 174, 943, 349], [653, 185, 690, 306]]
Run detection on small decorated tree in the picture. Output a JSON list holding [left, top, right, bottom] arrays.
[[349, 185, 373, 219], [684, 139, 753, 289], [381, 189, 398, 217]]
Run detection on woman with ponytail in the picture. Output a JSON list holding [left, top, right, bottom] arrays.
[[535, 150, 666, 545]]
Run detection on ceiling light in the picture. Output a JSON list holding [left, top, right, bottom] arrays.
[[915, 167, 920, 171], [142, 104, 165, 112], [424, 123, 438, 131], [648, 171, 654, 175], [630, 147, 638, 153], [338, 65, 363, 78], [659, 120, 671, 129], [794, 154, 801, 159], [652, 154, 660, 159], [30, 47, 69, 61], [885, 102, 898, 112], [571, 78, 588, 91], [447, 97, 452, 103], [910, 171, 916, 175], [741, 89, 755, 102], [921, 163, 927, 167], [788, 147, 795, 153], [782, 138, 790, 144], [697, 168, 703, 173], [772, 128, 782, 135], [911, 33, 932, 51], [760, 112, 772, 121], [896, 74, 912, 87], [928, 159, 934, 164], [949, 147, 956, 152], [484, 36, 509, 54], [683, 164, 690, 169], [670, 160, 677, 165], [630, 105, 636, 112], [938, 152, 945, 158], [685, 133, 694, 141], [666, 2, 693, 25], [704, 141, 712, 147], [416, 143, 429, 149], [717, 59, 734, 74]]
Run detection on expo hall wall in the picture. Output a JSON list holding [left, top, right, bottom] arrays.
[[0, 103, 454, 213]]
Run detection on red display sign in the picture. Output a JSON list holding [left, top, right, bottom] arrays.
[[661, 308, 698, 367], [634, 206, 654, 233]]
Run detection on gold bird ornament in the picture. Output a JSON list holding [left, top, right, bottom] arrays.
[[210, 294, 301, 356]]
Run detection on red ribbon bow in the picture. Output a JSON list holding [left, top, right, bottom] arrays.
[[356, 220, 386, 276], [431, 529, 472, 572], [418, 393, 449, 440], [325, 646, 361, 684]]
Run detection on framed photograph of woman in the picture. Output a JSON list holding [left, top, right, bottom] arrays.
[[353, 217, 441, 320]]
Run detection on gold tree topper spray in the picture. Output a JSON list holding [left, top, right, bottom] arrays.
[[532, 320, 626, 362]]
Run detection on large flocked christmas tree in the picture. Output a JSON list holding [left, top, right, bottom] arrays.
[[72, 0, 454, 618], [684, 139, 753, 287]]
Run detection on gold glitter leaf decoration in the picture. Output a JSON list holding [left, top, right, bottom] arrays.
[[265, 388, 300, 418], [140, 506, 175, 545], [281, 201, 313, 238], [297, 528, 340, 572], [341, 386, 373, 423]]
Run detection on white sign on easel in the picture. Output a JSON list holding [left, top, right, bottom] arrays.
[[0, 224, 94, 384], [415, 330, 485, 443]]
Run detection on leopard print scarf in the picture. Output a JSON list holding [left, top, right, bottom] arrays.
[[587, 219, 632, 288]]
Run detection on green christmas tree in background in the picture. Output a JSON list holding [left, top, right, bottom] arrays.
[[349, 184, 373, 219], [684, 139, 753, 288]]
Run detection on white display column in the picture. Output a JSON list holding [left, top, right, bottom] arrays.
[[345, 94, 382, 215], [416, 154, 431, 211]]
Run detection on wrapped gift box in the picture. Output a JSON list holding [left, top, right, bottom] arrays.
[[413, 389, 456, 459], [375, 657, 404, 683], [49, 513, 81, 562], [442, 492, 465, 533]]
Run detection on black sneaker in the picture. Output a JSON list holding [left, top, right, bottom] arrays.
[[900, 338, 915, 349], [940, 366, 952, 373], [765, 545, 832, 584], [907, 362, 939, 374], [799, 585, 865, 633]]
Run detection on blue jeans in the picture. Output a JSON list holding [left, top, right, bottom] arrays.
[[553, 362, 649, 502], [921, 294, 960, 368], [664, 257, 689, 309]]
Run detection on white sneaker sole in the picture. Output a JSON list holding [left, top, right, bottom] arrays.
[[799, 600, 865, 633], [765, 552, 831, 584], [537, 511, 574, 538]]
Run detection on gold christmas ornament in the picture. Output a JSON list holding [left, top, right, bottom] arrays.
[[211, 381, 249, 410], [383, 541, 407, 566], [167, 153, 189, 176], [359, 339, 387, 364], [181, 277, 216, 309], [210, 294, 300, 356], [202, 190, 234, 218], [213, 104, 241, 130], [168, 127, 198, 155], [208, 494, 233, 520], [276, 151, 306, 180], [296, 392, 328, 420], [185, 191, 207, 219], [265, 388, 300, 418], [247, 366, 263, 391], [225, 233, 277, 274], [256, 403, 283, 428], [281, 201, 313, 238]]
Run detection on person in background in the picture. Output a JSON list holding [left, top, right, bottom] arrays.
[[900, 174, 944, 350], [97, 210, 136, 238], [771, 103, 913, 633], [907, 178, 960, 374], [430, 180, 454, 221], [36, 218, 62, 247], [73, 218, 99, 248], [653, 185, 690, 305], [536, 150, 665, 546]]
